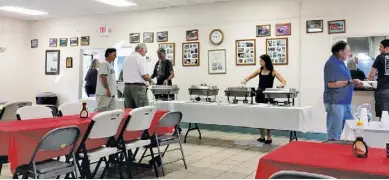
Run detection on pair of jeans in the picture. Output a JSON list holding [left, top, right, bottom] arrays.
[[325, 104, 354, 140]]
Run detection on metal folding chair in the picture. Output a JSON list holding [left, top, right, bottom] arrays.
[[13, 126, 81, 179], [138, 112, 187, 176], [270, 170, 335, 179]]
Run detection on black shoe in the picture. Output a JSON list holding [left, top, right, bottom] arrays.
[[257, 138, 265, 142], [265, 139, 272, 144]]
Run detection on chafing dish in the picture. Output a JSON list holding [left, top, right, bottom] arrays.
[[188, 84, 219, 102], [263, 88, 299, 106], [150, 85, 179, 101], [224, 86, 256, 104]]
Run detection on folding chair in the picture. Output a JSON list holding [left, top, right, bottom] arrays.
[[58, 103, 83, 116], [76, 109, 124, 179], [270, 171, 335, 179], [139, 112, 187, 176], [13, 126, 81, 179], [0, 101, 32, 120], [16, 105, 53, 120], [116, 106, 158, 178]]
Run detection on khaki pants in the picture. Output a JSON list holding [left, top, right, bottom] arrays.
[[124, 85, 149, 109], [95, 95, 116, 112]]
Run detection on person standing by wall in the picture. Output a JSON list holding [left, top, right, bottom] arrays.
[[95, 48, 117, 112], [368, 39, 389, 118], [84, 59, 99, 97], [324, 41, 363, 140], [123, 43, 154, 109], [151, 48, 175, 100]]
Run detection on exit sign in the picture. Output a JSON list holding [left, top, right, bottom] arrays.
[[98, 26, 110, 36]]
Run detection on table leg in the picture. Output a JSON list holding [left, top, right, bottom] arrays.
[[289, 131, 298, 142], [184, 123, 202, 143]]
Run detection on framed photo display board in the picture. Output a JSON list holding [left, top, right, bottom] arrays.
[[235, 39, 256, 66], [182, 42, 200, 66], [45, 50, 60, 75], [266, 38, 288, 65], [208, 49, 226, 74], [159, 43, 175, 66]]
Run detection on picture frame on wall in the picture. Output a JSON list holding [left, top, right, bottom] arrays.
[[66, 57, 73, 68], [45, 50, 60, 75], [143, 32, 154, 43], [256, 24, 271, 37], [130, 33, 140, 43], [235, 39, 256, 66], [49, 38, 57, 47], [70, 37, 78, 46], [80, 36, 90, 46], [59, 38, 68, 47], [182, 42, 200, 66], [186, 29, 199, 41], [208, 49, 226, 74], [328, 20, 346, 34], [159, 42, 175, 66], [306, 20, 323, 33], [31, 39, 38, 48], [266, 38, 288, 65], [275, 23, 291, 36], [157, 31, 168, 42]]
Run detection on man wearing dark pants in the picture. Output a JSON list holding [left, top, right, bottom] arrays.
[[368, 39, 389, 118], [122, 43, 154, 108], [151, 48, 175, 100]]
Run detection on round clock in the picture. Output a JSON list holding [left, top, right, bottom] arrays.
[[210, 29, 224, 45]]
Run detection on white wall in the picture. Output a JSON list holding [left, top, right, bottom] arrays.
[[3, 0, 389, 132], [0, 17, 32, 102]]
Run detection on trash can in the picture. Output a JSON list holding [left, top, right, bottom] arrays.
[[36, 92, 58, 116]]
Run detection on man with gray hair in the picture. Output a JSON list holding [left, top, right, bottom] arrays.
[[123, 43, 154, 108]]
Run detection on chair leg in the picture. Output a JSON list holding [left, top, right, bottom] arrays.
[[123, 150, 133, 179], [178, 135, 188, 169], [99, 157, 110, 179], [12, 173, 19, 179], [92, 158, 103, 177], [113, 154, 124, 179], [149, 148, 159, 178], [138, 148, 148, 164], [81, 158, 93, 179], [156, 142, 165, 176]]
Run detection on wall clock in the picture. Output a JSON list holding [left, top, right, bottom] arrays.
[[210, 29, 224, 45]]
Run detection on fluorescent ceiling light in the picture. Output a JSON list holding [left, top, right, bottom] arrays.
[[0, 6, 48, 15], [94, 0, 137, 7]]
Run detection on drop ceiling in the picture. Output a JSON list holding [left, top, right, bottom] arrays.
[[0, 0, 237, 21]]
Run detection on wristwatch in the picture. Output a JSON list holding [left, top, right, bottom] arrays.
[[347, 80, 352, 85]]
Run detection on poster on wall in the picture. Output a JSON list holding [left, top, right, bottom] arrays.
[[208, 49, 226, 74], [182, 42, 200, 66], [235, 39, 256, 66], [49, 38, 57, 47], [45, 50, 60, 75], [256, 25, 271, 37], [186, 29, 199, 41], [81, 36, 90, 46], [59, 38, 68, 47], [159, 43, 175, 66], [70, 37, 78, 46], [31, 39, 38, 48], [328, 20, 346, 34], [143, 32, 154, 43], [266, 38, 288, 65], [66, 57, 73, 68], [275, 23, 291, 36], [306, 20, 323, 33], [130, 33, 140, 43], [157, 31, 168, 42]]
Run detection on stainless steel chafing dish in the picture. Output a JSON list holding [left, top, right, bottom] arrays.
[[188, 84, 219, 102], [150, 85, 179, 101], [263, 88, 299, 106], [224, 86, 256, 104]]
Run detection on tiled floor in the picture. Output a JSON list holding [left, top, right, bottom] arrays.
[[0, 129, 320, 179]]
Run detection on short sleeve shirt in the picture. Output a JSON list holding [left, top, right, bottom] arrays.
[[123, 52, 148, 84], [372, 54, 389, 90], [95, 61, 117, 96], [323, 55, 353, 104]]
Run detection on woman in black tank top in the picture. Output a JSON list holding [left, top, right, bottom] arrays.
[[242, 54, 286, 144]]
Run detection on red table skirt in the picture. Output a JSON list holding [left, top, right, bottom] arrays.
[[0, 109, 171, 172], [255, 141, 389, 179]]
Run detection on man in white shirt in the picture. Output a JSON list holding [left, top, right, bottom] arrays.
[[95, 48, 117, 112], [123, 43, 154, 108]]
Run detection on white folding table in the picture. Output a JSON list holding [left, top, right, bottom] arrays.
[[341, 120, 389, 148]]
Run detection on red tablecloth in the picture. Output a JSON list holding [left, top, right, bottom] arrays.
[[255, 141, 389, 179], [0, 109, 171, 172]]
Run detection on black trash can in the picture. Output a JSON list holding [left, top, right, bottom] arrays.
[[36, 92, 58, 116]]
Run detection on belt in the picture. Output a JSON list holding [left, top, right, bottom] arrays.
[[125, 83, 146, 86]]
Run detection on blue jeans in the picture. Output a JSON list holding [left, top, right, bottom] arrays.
[[325, 104, 354, 140]]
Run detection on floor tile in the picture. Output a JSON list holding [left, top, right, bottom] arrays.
[[196, 168, 226, 177], [190, 161, 213, 168], [208, 164, 234, 171], [217, 171, 248, 179], [186, 173, 214, 179], [165, 170, 193, 179]]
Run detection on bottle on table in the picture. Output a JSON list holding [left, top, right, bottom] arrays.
[[80, 101, 88, 118], [352, 120, 368, 158]]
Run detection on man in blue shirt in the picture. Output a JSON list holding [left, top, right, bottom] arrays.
[[324, 41, 363, 140]]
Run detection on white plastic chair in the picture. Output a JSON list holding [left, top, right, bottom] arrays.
[[76, 109, 124, 179], [0, 101, 32, 120], [16, 105, 53, 120], [270, 171, 335, 179], [117, 106, 157, 178], [58, 103, 83, 116]]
